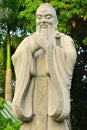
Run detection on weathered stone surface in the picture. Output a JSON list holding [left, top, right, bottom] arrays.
[[12, 3, 77, 130]]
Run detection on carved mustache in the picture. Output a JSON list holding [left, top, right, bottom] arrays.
[[40, 23, 48, 28]]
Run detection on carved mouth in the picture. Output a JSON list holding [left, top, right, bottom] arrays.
[[40, 24, 48, 28]]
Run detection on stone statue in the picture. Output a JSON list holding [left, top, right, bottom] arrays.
[[12, 3, 77, 130]]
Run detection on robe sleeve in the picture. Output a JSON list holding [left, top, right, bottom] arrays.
[[47, 35, 77, 121], [12, 37, 34, 122], [56, 35, 77, 89]]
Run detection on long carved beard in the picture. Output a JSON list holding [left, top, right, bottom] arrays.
[[37, 25, 56, 46], [41, 28, 55, 46], [41, 29, 49, 39]]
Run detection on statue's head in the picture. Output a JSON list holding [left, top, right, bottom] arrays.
[[36, 3, 58, 33]]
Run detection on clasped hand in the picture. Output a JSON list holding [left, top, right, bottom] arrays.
[[31, 32, 53, 53]]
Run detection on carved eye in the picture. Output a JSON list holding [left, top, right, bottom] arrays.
[[36, 15, 42, 19], [46, 15, 52, 19]]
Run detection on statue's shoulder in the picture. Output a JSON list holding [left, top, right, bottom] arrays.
[[58, 32, 74, 46], [17, 35, 32, 49], [58, 32, 73, 42], [57, 32, 76, 52], [55, 31, 74, 47], [55, 31, 73, 41], [15, 34, 33, 53]]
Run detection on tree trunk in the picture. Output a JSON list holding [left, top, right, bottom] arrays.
[[5, 69, 12, 101], [5, 32, 12, 101]]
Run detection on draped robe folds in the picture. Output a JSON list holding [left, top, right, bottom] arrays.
[[12, 32, 77, 130]]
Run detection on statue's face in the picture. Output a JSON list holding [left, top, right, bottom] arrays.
[[36, 6, 56, 33]]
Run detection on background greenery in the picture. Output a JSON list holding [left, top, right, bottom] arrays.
[[0, 97, 21, 130], [0, 0, 87, 130]]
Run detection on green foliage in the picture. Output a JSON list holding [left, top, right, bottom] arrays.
[[0, 98, 21, 130], [0, 113, 21, 130], [83, 37, 87, 45], [0, 0, 24, 98], [11, 36, 24, 49], [0, 0, 21, 28], [3, 120, 21, 130], [18, 0, 43, 32], [0, 49, 6, 97], [0, 97, 5, 109], [0, 113, 7, 129], [18, 0, 87, 47]]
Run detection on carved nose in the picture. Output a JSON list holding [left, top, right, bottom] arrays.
[[41, 17, 46, 23]]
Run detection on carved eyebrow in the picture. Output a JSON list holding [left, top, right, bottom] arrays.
[[45, 14, 53, 16], [36, 14, 53, 19], [36, 13, 53, 16], [36, 13, 42, 16], [36, 14, 42, 17]]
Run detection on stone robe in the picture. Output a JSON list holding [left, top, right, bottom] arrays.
[[12, 32, 77, 130]]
